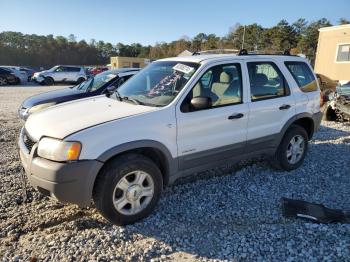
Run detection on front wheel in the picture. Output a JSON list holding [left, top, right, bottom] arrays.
[[93, 154, 163, 225], [272, 125, 308, 171], [0, 77, 8, 86], [44, 77, 54, 85]]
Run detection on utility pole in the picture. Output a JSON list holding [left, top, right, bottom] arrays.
[[241, 25, 246, 50]]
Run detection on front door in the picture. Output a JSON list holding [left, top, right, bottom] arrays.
[[176, 62, 249, 170]]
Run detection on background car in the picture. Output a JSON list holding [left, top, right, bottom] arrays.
[[0, 67, 19, 85], [323, 81, 350, 121], [32, 65, 88, 85], [91, 67, 109, 75], [18, 68, 140, 119], [0, 66, 27, 83], [20, 67, 37, 81]]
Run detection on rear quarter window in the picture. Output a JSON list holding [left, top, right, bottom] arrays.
[[285, 61, 318, 92]]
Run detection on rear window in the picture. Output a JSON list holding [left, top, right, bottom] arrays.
[[285, 62, 318, 92]]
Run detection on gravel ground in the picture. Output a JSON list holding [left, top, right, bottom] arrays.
[[0, 86, 349, 261]]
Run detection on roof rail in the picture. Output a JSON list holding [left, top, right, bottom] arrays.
[[192, 49, 240, 56], [237, 49, 297, 56], [191, 49, 299, 57]]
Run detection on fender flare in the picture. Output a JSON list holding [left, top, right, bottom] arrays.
[[96, 140, 177, 185], [277, 112, 319, 146]]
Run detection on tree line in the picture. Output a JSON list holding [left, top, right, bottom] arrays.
[[0, 18, 348, 67]]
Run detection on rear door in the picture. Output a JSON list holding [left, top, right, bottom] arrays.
[[66, 67, 81, 81], [245, 60, 296, 150]]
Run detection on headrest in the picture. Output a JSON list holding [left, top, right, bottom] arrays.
[[253, 73, 268, 86], [220, 72, 231, 83]]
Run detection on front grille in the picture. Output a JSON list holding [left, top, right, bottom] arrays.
[[22, 129, 36, 153]]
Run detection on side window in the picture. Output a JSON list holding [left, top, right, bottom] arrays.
[[285, 61, 318, 92], [199, 70, 213, 88], [54, 66, 64, 72], [67, 67, 81, 72], [182, 63, 242, 112], [248, 62, 289, 101]]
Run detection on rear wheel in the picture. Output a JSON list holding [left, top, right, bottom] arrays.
[[44, 77, 54, 85], [272, 125, 308, 171], [93, 153, 163, 225], [0, 77, 8, 86]]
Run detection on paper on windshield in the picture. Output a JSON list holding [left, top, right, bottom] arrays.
[[173, 63, 194, 74]]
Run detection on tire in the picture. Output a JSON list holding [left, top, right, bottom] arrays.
[[323, 105, 337, 121], [93, 153, 163, 225], [44, 77, 54, 85], [271, 125, 308, 171], [0, 77, 8, 86], [76, 77, 85, 84]]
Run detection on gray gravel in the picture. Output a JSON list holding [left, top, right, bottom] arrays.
[[1, 85, 349, 261]]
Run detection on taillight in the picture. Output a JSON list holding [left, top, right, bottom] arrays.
[[320, 93, 325, 107]]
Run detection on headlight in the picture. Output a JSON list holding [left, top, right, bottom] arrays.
[[37, 137, 82, 161], [28, 102, 56, 114]]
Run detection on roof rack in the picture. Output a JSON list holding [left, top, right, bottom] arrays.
[[192, 49, 240, 56], [191, 48, 299, 57], [237, 49, 297, 56]]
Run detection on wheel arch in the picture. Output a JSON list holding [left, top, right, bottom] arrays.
[[279, 113, 318, 143], [94, 140, 177, 188]]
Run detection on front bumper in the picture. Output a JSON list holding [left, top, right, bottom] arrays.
[[18, 129, 103, 207], [32, 75, 45, 83]]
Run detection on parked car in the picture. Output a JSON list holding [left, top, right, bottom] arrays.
[[20, 67, 36, 81], [0, 67, 20, 85], [91, 67, 109, 75], [0, 66, 27, 83], [19, 53, 322, 225], [32, 65, 88, 85], [323, 81, 350, 121], [18, 68, 140, 120]]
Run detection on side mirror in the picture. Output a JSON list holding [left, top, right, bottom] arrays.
[[105, 85, 116, 96], [190, 96, 212, 111]]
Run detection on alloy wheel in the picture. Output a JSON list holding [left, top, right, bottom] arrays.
[[286, 135, 305, 164], [0, 77, 7, 86], [112, 170, 154, 215]]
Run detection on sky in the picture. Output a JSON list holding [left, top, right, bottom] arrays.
[[0, 0, 349, 45]]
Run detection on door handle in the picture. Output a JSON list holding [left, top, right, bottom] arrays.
[[228, 113, 244, 120], [279, 104, 291, 110]]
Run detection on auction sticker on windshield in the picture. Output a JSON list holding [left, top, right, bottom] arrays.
[[173, 63, 195, 74]]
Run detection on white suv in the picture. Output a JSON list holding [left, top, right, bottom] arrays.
[[19, 53, 322, 225], [32, 65, 87, 85]]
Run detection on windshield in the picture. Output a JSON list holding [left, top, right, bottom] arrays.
[[116, 61, 199, 107], [76, 70, 118, 92], [48, 66, 59, 72]]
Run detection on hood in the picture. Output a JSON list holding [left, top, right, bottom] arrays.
[[25, 96, 157, 141], [22, 88, 81, 108]]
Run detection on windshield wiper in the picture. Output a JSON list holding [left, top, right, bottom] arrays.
[[122, 96, 144, 105], [114, 90, 123, 101]]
